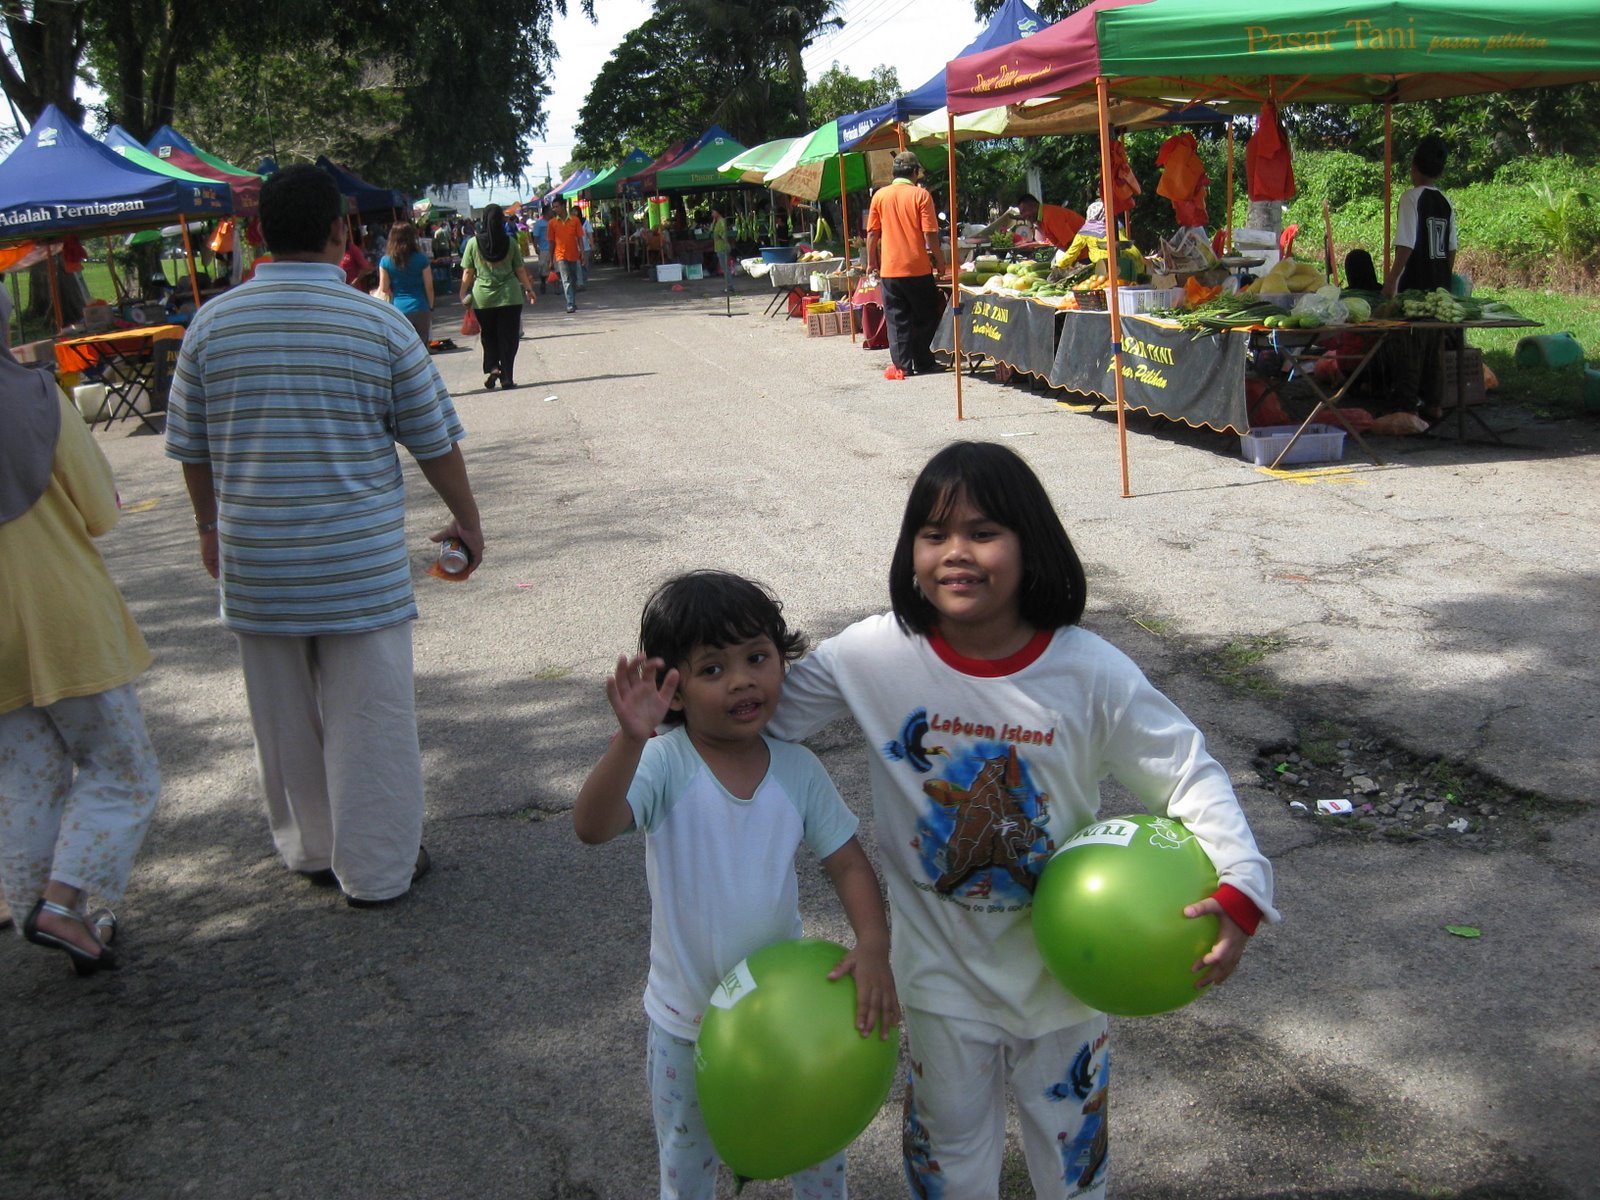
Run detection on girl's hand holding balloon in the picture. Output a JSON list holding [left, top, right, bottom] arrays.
[[605, 653, 678, 742], [1184, 898, 1246, 989], [828, 940, 899, 1039]]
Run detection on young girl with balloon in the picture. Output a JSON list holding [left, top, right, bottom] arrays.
[[574, 570, 898, 1199], [770, 442, 1279, 1199]]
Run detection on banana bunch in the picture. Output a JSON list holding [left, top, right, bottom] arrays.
[[813, 215, 835, 246]]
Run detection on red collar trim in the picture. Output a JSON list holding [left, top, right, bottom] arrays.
[[928, 627, 1053, 677]]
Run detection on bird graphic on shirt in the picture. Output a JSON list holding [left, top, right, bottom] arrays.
[[884, 707, 948, 773]]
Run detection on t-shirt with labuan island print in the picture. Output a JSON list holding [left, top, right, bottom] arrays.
[[770, 613, 1279, 1038]]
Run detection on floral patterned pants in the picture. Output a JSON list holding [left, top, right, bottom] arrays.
[[0, 684, 159, 911]]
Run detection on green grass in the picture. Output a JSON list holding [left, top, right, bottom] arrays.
[[5, 256, 180, 344], [1460, 287, 1599, 415]]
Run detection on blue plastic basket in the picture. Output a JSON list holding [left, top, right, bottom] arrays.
[[759, 246, 797, 264]]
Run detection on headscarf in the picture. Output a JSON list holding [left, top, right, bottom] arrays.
[[1080, 200, 1107, 239], [478, 203, 511, 262], [0, 284, 63, 525]]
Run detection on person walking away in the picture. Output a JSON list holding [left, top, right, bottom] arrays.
[[165, 163, 485, 909], [460, 202, 538, 390], [575, 570, 897, 1199], [577, 208, 592, 290], [770, 441, 1278, 1198], [867, 151, 947, 378], [1382, 134, 1457, 423], [378, 222, 436, 347], [710, 204, 733, 288], [532, 206, 552, 296], [548, 199, 585, 314], [1, 298, 159, 976]]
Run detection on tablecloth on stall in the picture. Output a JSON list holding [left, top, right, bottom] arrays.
[[932, 292, 1248, 432], [766, 259, 844, 289]]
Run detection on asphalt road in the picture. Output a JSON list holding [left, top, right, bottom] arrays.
[[3, 266, 1596, 1200]]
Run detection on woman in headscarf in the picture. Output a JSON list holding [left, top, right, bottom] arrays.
[[0, 296, 160, 977], [459, 203, 538, 390], [1062, 200, 1109, 266]]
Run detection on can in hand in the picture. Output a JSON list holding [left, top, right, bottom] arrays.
[[437, 537, 470, 575]]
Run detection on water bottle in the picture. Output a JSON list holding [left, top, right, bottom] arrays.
[[437, 538, 470, 575]]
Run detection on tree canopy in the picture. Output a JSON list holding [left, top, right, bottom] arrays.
[[804, 64, 901, 124], [1, 0, 591, 186]]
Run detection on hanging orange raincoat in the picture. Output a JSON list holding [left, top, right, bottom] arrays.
[[1108, 140, 1141, 215]]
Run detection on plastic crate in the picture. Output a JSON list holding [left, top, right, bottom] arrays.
[[1116, 286, 1184, 313], [1440, 347, 1487, 407], [787, 290, 819, 318], [655, 263, 684, 282], [1239, 423, 1346, 466], [684, 263, 704, 281], [807, 310, 849, 337]]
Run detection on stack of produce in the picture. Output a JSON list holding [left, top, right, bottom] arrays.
[[1241, 258, 1326, 296]]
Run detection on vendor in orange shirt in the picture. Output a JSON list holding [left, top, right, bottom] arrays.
[[867, 151, 948, 378], [1013, 193, 1086, 251]]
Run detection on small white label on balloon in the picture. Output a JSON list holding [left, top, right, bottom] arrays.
[[709, 959, 758, 1010], [1059, 818, 1139, 851]]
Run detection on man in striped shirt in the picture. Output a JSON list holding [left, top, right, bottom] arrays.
[[166, 164, 484, 908]]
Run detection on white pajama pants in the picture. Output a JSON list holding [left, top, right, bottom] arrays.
[[902, 1007, 1110, 1200], [647, 1020, 847, 1199], [0, 683, 160, 910], [235, 623, 423, 902]]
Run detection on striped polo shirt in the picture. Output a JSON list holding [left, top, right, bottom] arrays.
[[165, 261, 465, 636]]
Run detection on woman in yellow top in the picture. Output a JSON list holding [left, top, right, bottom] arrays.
[[0, 316, 160, 976]]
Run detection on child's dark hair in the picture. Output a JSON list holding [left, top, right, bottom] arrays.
[[889, 441, 1087, 637], [640, 571, 807, 724], [1413, 134, 1447, 180]]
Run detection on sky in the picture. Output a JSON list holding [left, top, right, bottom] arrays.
[[468, 0, 986, 205]]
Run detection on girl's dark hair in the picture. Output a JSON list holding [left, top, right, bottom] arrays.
[[640, 571, 807, 725], [1344, 248, 1380, 292], [386, 222, 419, 261], [889, 441, 1087, 637], [478, 204, 510, 262]]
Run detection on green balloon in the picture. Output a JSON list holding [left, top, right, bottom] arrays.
[[695, 938, 898, 1180], [1033, 814, 1220, 1017]]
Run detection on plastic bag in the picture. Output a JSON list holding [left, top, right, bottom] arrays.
[[460, 306, 480, 336], [1370, 411, 1429, 436]]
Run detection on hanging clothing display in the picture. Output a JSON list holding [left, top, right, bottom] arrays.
[[1108, 140, 1141, 215], [1155, 133, 1210, 227], [1246, 101, 1296, 202]]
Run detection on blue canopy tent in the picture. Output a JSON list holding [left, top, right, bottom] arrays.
[[835, 0, 1044, 150], [0, 105, 232, 322], [314, 156, 408, 217], [544, 167, 596, 205]]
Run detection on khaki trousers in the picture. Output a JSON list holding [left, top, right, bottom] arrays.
[[235, 623, 423, 902]]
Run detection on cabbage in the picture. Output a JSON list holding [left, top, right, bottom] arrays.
[[1344, 297, 1371, 322], [1316, 284, 1343, 302]]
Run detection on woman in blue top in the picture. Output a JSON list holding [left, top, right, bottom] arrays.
[[378, 222, 435, 346]]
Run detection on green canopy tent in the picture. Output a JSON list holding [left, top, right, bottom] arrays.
[[942, 0, 1600, 493], [654, 133, 750, 190], [575, 150, 653, 200], [718, 137, 802, 184], [763, 120, 942, 202]]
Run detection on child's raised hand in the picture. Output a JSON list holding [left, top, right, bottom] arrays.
[[605, 653, 678, 742], [828, 943, 900, 1041], [1184, 897, 1248, 990]]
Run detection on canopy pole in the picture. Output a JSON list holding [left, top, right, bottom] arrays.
[[1382, 101, 1394, 276], [179, 217, 203, 309], [948, 109, 963, 422], [1096, 78, 1131, 499], [838, 154, 857, 343], [46, 241, 63, 333], [897, 121, 908, 152], [1224, 121, 1235, 254]]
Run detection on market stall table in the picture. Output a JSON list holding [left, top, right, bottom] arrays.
[[55, 323, 185, 434], [763, 258, 844, 319], [933, 286, 1538, 458]]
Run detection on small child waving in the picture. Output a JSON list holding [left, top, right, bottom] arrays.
[[575, 570, 897, 1200], [770, 443, 1279, 1199]]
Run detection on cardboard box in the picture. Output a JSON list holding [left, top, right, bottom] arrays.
[[807, 310, 850, 338], [1239, 423, 1346, 466], [655, 263, 684, 282]]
